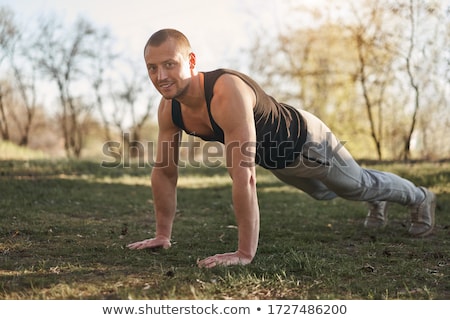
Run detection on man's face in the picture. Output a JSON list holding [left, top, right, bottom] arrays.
[[144, 38, 193, 100]]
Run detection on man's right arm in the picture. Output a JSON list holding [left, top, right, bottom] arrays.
[[127, 99, 181, 250]]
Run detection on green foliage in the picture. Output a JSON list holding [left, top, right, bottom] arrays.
[[0, 160, 449, 299]]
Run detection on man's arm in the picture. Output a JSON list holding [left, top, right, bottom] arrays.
[[127, 98, 181, 250], [197, 74, 260, 268]]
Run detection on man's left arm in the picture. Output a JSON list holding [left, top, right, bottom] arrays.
[[197, 74, 259, 268]]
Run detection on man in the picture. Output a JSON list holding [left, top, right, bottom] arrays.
[[127, 29, 436, 268]]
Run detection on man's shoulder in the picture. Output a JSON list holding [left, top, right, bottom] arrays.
[[157, 98, 172, 111], [203, 68, 250, 80], [157, 98, 175, 120]]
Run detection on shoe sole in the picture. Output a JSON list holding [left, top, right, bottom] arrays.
[[409, 190, 436, 237], [364, 202, 388, 229]]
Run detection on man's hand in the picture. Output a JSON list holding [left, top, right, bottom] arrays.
[[127, 236, 171, 250], [197, 251, 253, 268]]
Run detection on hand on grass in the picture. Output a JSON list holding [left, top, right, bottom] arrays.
[[197, 251, 252, 268], [127, 236, 171, 250]]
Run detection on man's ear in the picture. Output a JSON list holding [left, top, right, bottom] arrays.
[[189, 52, 196, 69]]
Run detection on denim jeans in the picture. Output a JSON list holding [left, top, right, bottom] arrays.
[[270, 110, 424, 206]]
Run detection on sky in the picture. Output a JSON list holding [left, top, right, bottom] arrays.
[[0, 0, 302, 70]]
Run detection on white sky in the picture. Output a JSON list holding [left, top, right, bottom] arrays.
[[1, 0, 306, 70]]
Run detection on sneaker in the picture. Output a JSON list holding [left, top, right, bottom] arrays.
[[408, 187, 436, 237], [364, 201, 388, 228]]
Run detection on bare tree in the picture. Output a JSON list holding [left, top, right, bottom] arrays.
[[32, 16, 98, 158], [89, 28, 118, 143], [0, 6, 18, 141], [247, 3, 392, 158], [346, 0, 399, 160], [0, 80, 11, 141], [110, 62, 155, 158], [8, 35, 40, 146], [396, 0, 446, 160]]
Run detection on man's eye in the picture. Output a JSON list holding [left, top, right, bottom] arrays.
[[166, 62, 174, 68]]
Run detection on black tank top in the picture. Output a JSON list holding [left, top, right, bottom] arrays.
[[171, 69, 307, 169]]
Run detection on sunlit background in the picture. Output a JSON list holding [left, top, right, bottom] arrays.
[[0, 0, 448, 161]]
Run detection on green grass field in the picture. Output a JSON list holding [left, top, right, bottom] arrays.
[[0, 159, 449, 299]]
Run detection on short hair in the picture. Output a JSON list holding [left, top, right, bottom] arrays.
[[144, 29, 192, 56]]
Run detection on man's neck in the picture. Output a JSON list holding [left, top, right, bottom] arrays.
[[175, 71, 205, 108]]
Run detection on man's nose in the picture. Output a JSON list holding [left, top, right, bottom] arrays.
[[157, 67, 167, 81]]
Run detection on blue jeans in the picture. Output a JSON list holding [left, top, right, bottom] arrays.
[[270, 110, 424, 206]]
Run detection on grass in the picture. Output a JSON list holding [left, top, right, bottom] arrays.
[[0, 159, 449, 299], [0, 141, 49, 160]]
